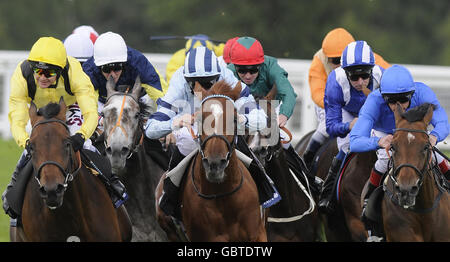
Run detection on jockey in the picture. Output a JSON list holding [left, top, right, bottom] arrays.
[[82, 31, 170, 169], [72, 25, 99, 43], [165, 34, 225, 84], [2, 37, 126, 218], [319, 40, 385, 214], [350, 64, 450, 236], [145, 46, 279, 218], [227, 36, 322, 194], [303, 28, 390, 171], [64, 33, 94, 65]]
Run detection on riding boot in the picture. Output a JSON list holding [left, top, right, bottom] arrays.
[[143, 136, 170, 171], [2, 150, 31, 219], [302, 139, 323, 171], [361, 168, 384, 240], [108, 173, 129, 208], [318, 156, 343, 215], [159, 146, 186, 219], [285, 145, 323, 195]]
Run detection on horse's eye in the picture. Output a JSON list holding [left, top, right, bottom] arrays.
[[135, 113, 140, 119]]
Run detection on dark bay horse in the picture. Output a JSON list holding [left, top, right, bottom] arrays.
[[295, 130, 376, 241], [382, 103, 449, 241], [101, 76, 168, 241], [248, 90, 319, 241], [14, 99, 131, 241], [156, 80, 266, 242]]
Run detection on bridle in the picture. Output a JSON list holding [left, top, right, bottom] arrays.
[[31, 118, 82, 189], [103, 89, 143, 159]]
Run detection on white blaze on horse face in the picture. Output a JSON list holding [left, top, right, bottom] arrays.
[[210, 103, 223, 134], [407, 132, 415, 144]]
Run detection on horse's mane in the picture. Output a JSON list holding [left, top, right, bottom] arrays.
[[401, 103, 436, 123], [37, 103, 61, 119], [138, 100, 151, 124], [206, 80, 240, 101]]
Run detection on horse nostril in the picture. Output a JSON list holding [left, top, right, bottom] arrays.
[[411, 185, 419, 195], [105, 147, 112, 155], [220, 159, 228, 168], [56, 184, 66, 194], [39, 186, 47, 197]]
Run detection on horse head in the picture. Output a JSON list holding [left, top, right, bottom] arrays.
[[102, 76, 146, 173], [193, 80, 241, 183], [390, 102, 435, 208], [28, 98, 80, 209]]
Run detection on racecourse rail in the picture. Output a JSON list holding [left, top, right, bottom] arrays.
[[1, 50, 450, 149]]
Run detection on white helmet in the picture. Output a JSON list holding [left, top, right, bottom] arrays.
[[64, 34, 94, 62], [183, 46, 221, 78], [93, 32, 128, 66], [73, 25, 99, 43]]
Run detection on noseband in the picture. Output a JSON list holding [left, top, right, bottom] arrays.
[[31, 118, 81, 188]]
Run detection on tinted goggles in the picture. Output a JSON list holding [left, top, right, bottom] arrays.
[[100, 63, 125, 73], [348, 72, 371, 81], [382, 91, 414, 104], [329, 57, 341, 65], [235, 65, 260, 75], [33, 68, 58, 78], [185, 75, 220, 90]]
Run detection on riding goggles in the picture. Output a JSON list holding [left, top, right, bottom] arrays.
[[100, 62, 125, 73], [382, 91, 415, 104], [329, 57, 341, 65], [185, 75, 220, 90], [347, 72, 371, 81], [235, 65, 260, 75], [33, 68, 58, 78]]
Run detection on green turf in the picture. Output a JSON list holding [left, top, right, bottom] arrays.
[[0, 138, 22, 242]]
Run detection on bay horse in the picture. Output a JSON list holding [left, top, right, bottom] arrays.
[[14, 98, 131, 241], [100, 76, 168, 241], [381, 103, 450, 241], [156, 80, 267, 242], [248, 89, 319, 241], [295, 130, 376, 241]]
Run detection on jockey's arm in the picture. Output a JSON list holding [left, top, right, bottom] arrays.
[[349, 96, 382, 152], [8, 63, 32, 148], [68, 57, 99, 141], [268, 59, 297, 119]]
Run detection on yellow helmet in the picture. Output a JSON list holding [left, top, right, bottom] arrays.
[[28, 37, 67, 69], [185, 34, 214, 54]]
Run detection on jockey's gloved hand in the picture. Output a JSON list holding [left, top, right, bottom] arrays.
[[70, 133, 85, 152]]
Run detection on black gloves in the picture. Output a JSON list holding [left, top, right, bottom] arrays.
[[70, 133, 85, 152]]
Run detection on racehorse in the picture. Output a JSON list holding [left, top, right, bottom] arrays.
[[100, 76, 168, 241], [14, 98, 131, 241], [295, 130, 376, 241], [381, 103, 450, 241], [248, 88, 319, 241], [156, 80, 267, 242]]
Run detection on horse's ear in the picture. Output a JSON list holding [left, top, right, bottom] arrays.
[[106, 76, 116, 98], [193, 81, 207, 100], [29, 101, 38, 125], [131, 75, 142, 99], [264, 84, 278, 101], [230, 81, 242, 101], [393, 102, 405, 126], [423, 103, 435, 126], [57, 97, 67, 120]]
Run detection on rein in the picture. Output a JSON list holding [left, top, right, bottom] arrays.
[[31, 118, 82, 188]]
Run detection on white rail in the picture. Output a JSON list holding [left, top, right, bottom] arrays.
[[1, 51, 450, 149]]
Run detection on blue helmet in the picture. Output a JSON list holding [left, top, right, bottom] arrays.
[[183, 46, 221, 78], [380, 64, 415, 94], [341, 40, 375, 72]]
